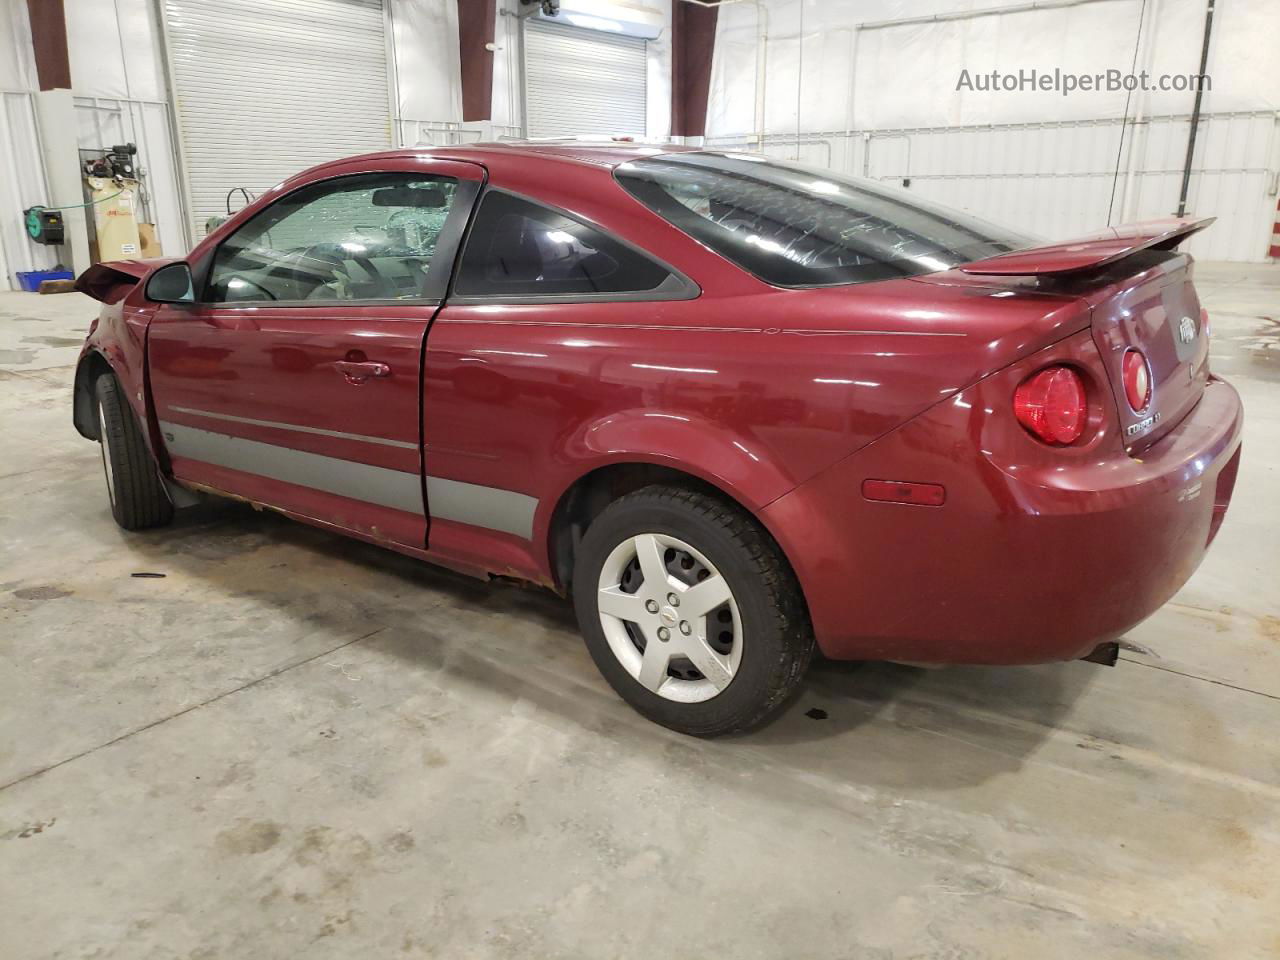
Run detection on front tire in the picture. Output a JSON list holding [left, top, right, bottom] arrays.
[[94, 373, 173, 531], [572, 486, 813, 737]]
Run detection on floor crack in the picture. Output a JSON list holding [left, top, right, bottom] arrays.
[[1119, 655, 1280, 702], [0, 626, 387, 793]]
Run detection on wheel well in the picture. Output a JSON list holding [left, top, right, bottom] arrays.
[[73, 352, 112, 440], [548, 463, 773, 593]]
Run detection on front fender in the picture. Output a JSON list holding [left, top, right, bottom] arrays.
[[72, 347, 107, 439], [72, 288, 162, 459]]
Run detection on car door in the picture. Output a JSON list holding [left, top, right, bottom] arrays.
[[148, 160, 483, 547], [421, 188, 699, 577]]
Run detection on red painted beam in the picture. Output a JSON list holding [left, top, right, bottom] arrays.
[[671, 0, 719, 138], [1271, 198, 1280, 260], [26, 0, 72, 91], [458, 0, 497, 123]]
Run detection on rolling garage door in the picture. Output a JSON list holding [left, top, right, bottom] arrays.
[[523, 19, 647, 139], [163, 0, 391, 238]]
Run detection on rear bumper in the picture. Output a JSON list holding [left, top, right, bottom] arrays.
[[763, 374, 1243, 664]]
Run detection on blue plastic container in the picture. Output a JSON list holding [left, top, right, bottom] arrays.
[[16, 269, 74, 292]]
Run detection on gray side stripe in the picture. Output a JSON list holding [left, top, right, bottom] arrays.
[[426, 477, 538, 540], [167, 405, 418, 450], [160, 421, 424, 515], [160, 421, 539, 539]]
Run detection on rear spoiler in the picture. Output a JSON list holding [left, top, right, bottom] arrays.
[[960, 217, 1215, 276], [75, 258, 175, 304]]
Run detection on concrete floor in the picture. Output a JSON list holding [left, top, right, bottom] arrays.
[[1, 264, 1278, 959]]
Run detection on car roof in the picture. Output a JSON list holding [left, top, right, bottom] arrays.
[[338, 140, 705, 171]]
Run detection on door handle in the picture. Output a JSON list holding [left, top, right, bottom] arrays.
[[334, 360, 391, 383]]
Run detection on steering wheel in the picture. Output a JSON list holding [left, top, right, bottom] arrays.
[[221, 274, 277, 301], [292, 244, 392, 299], [344, 250, 392, 298]]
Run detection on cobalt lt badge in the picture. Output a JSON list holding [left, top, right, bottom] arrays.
[[1178, 315, 1197, 344]]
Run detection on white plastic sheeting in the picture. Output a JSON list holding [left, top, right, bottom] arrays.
[[0, 4, 44, 287], [391, 0, 462, 122], [64, 0, 166, 101], [0, 91, 58, 288], [646, 0, 673, 141], [0, 0, 35, 90]]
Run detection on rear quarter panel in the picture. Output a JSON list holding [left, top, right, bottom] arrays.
[[422, 155, 1102, 585], [427, 274, 1095, 586]]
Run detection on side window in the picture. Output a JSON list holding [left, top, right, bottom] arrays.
[[453, 191, 674, 298], [206, 174, 459, 303]]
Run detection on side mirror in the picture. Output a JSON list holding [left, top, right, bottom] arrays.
[[146, 262, 195, 303]]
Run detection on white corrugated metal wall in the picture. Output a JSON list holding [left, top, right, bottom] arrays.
[[870, 112, 1276, 263], [706, 110, 1278, 263], [0, 0, 464, 280], [705, 0, 1280, 262], [5, 0, 1277, 268]]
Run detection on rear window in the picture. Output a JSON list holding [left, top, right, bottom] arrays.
[[616, 152, 1037, 288]]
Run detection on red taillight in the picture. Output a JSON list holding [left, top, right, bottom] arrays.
[[1121, 348, 1151, 412], [1014, 366, 1087, 445]]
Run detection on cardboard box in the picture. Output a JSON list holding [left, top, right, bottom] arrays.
[[138, 223, 162, 258]]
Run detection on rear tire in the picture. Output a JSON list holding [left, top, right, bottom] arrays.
[[572, 485, 813, 737], [95, 373, 173, 531]]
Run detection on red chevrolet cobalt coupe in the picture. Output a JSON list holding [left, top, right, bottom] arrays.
[[72, 144, 1242, 736]]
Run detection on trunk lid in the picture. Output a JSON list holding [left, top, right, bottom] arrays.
[[958, 218, 1215, 454], [1084, 252, 1209, 454]]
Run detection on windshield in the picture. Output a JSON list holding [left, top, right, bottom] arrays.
[[615, 152, 1039, 288]]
